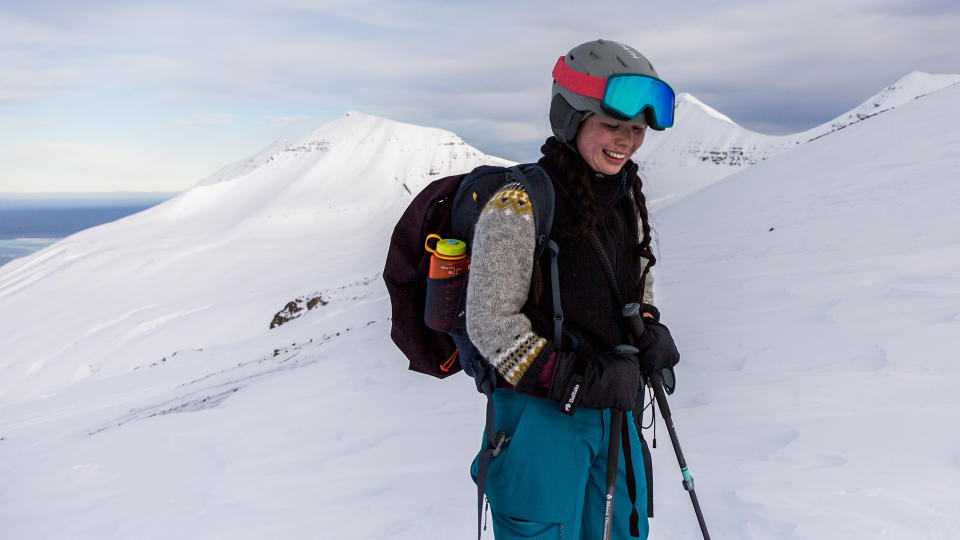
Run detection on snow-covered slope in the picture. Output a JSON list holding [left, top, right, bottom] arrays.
[[1, 82, 959, 539], [0, 111, 509, 403], [638, 71, 960, 207], [195, 139, 292, 187], [648, 81, 960, 539]]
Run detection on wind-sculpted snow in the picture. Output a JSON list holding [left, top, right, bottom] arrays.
[[1, 82, 960, 539]]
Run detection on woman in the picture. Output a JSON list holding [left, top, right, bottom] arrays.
[[466, 39, 681, 540]]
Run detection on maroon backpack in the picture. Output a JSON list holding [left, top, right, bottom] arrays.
[[383, 164, 557, 379]]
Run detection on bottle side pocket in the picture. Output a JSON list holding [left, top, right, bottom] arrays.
[[424, 273, 469, 332]]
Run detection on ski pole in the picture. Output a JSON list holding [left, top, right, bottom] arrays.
[[648, 370, 710, 540], [602, 408, 624, 540]]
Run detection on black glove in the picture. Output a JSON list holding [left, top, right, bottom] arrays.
[[633, 319, 680, 373], [548, 350, 641, 414]]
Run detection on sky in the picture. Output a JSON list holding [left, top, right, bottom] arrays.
[[1, 0, 958, 193]]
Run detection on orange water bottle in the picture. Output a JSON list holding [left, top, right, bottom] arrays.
[[424, 234, 470, 332], [425, 234, 470, 278]]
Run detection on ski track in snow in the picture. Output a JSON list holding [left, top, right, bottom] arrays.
[[117, 305, 214, 346], [79, 304, 163, 339]]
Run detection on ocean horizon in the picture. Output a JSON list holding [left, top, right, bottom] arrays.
[[0, 193, 176, 267]]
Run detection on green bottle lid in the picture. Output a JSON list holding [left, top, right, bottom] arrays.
[[436, 238, 466, 257]]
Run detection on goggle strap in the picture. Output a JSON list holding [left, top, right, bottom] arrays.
[[552, 56, 605, 100]]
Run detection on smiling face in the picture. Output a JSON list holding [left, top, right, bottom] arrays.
[[575, 113, 647, 175]]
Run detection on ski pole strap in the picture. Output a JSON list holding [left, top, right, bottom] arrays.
[[620, 410, 641, 537], [638, 430, 654, 518]]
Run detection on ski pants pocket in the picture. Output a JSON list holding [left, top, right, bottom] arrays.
[[474, 389, 581, 524], [491, 515, 566, 540]]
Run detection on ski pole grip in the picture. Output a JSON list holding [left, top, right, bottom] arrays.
[[622, 302, 645, 340]]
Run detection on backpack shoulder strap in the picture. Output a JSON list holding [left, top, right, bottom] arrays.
[[509, 163, 555, 260], [509, 164, 563, 348], [450, 163, 556, 255]]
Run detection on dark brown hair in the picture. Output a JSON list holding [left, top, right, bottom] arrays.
[[536, 137, 657, 300]]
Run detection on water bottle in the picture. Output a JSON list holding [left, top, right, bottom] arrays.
[[424, 234, 470, 332], [425, 234, 470, 278]]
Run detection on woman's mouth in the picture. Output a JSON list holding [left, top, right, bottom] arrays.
[[603, 149, 626, 160]]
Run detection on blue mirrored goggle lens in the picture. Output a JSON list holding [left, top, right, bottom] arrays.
[[602, 74, 675, 129]]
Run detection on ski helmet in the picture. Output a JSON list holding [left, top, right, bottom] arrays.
[[550, 39, 673, 147]]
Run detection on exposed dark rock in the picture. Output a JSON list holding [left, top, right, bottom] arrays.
[[306, 296, 328, 310], [270, 293, 329, 328]]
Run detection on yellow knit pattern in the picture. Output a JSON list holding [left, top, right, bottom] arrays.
[[494, 332, 548, 385], [484, 183, 533, 216]]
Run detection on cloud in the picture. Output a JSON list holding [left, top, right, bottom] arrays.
[[0, 140, 201, 192], [869, 0, 960, 17], [265, 114, 312, 127], [2, 0, 959, 189], [173, 113, 235, 128]]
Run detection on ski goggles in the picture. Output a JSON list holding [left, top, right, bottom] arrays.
[[552, 56, 676, 130]]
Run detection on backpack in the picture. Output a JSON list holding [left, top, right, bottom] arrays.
[[383, 163, 558, 386], [384, 163, 561, 540]]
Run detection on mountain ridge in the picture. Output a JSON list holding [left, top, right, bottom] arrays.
[[0, 113, 511, 401], [637, 70, 960, 207]]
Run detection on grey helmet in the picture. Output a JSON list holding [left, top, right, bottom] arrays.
[[550, 39, 663, 147]]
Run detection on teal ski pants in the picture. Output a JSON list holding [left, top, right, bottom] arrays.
[[471, 389, 649, 540]]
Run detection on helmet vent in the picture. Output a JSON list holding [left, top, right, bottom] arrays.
[[616, 55, 628, 68]]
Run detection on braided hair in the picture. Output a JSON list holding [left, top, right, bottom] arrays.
[[630, 168, 656, 302], [535, 137, 657, 301]]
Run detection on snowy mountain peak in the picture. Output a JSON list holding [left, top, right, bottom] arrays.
[[176, 111, 509, 230], [300, 110, 402, 142], [196, 112, 485, 192], [676, 92, 739, 126], [878, 71, 960, 104], [0, 110, 511, 401], [638, 71, 960, 208], [298, 110, 468, 148], [810, 71, 960, 138]]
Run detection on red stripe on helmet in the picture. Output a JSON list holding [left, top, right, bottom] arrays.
[[552, 56, 606, 100]]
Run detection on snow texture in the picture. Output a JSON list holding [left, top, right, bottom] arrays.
[[1, 78, 959, 539]]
